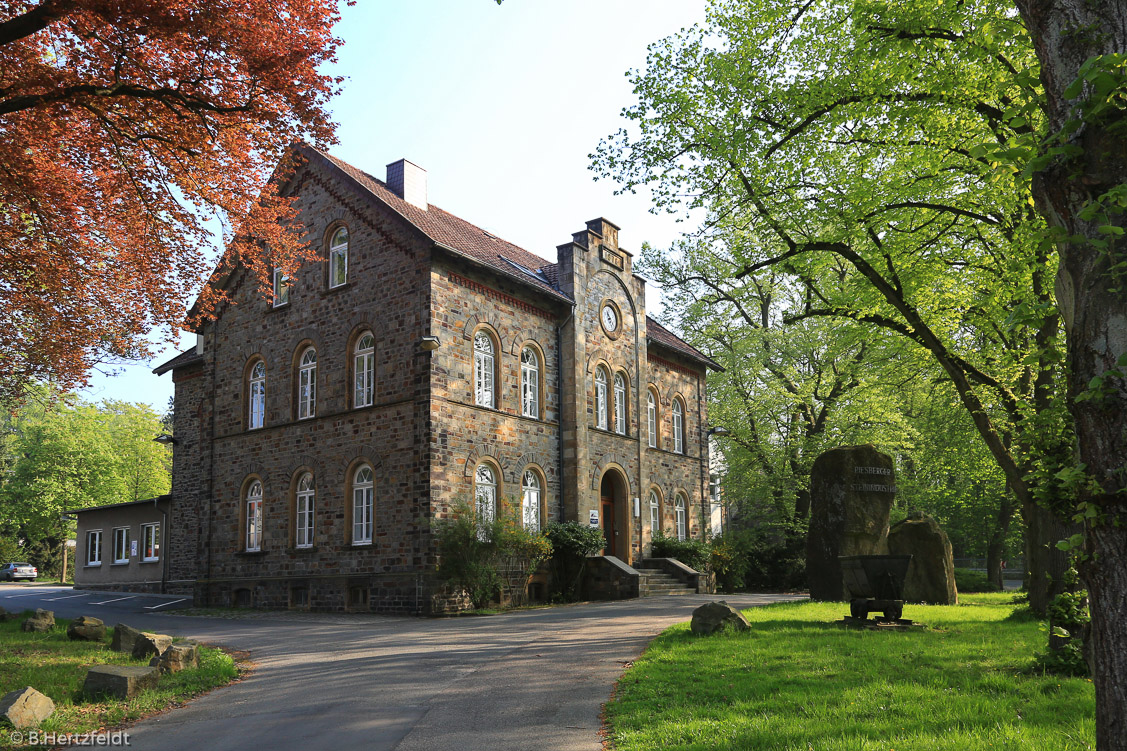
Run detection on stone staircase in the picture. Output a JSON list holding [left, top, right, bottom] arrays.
[[638, 568, 697, 597]]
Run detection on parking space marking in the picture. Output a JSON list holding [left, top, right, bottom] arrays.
[[90, 595, 137, 605], [44, 593, 91, 601], [1, 592, 47, 599], [143, 598, 189, 610]]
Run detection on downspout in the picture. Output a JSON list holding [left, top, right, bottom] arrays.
[[698, 371, 707, 541], [157, 496, 169, 594], [556, 307, 574, 523]]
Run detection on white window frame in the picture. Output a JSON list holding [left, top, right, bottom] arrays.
[[675, 494, 687, 541], [647, 391, 657, 448], [614, 373, 627, 435], [595, 367, 608, 430], [298, 347, 317, 420], [249, 360, 266, 430], [475, 463, 497, 541], [246, 481, 263, 552], [272, 267, 290, 307], [296, 473, 315, 549], [112, 526, 130, 564], [329, 226, 349, 288], [673, 399, 685, 454], [474, 332, 495, 408], [353, 466, 374, 545], [354, 333, 375, 408], [86, 529, 102, 566], [141, 522, 160, 562], [521, 347, 539, 418], [522, 469, 541, 532], [649, 491, 660, 536]]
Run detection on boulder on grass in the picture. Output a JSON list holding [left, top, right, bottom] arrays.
[[83, 666, 159, 700], [20, 609, 54, 633], [690, 601, 750, 635], [132, 632, 173, 660], [149, 643, 199, 674], [66, 616, 106, 642], [888, 514, 958, 605], [0, 687, 55, 728]]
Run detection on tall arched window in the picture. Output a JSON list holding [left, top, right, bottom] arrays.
[[521, 470, 541, 531], [675, 493, 687, 541], [673, 398, 685, 454], [474, 332, 495, 408], [329, 226, 349, 288], [613, 373, 627, 435], [248, 361, 266, 430], [594, 367, 609, 430], [295, 473, 314, 549], [520, 347, 539, 418], [354, 333, 374, 408], [246, 480, 263, 552], [475, 463, 497, 540], [647, 390, 658, 448], [352, 466, 374, 545], [297, 347, 317, 419], [649, 489, 661, 536]]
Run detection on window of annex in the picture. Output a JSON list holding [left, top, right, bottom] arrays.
[[329, 226, 349, 289], [646, 388, 659, 448], [141, 522, 160, 562], [245, 480, 264, 552], [352, 465, 374, 545], [672, 397, 685, 454], [674, 493, 687, 541], [86, 529, 102, 566], [295, 473, 315, 549], [247, 359, 266, 430], [474, 330, 498, 409], [354, 333, 375, 408], [474, 462, 498, 540], [297, 347, 317, 420], [272, 267, 290, 307], [594, 366, 609, 430], [648, 489, 662, 537], [520, 345, 541, 419], [112, 527, 130, 564], [613, 372, 627, 435], [521, 467, 544, 532]]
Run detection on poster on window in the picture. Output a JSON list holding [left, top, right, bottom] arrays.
[[130, 540, 138, 557]]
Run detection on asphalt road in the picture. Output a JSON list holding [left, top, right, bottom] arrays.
[[3, 585, 801, 751]]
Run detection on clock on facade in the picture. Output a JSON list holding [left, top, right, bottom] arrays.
[[601, 304, 619, 333]]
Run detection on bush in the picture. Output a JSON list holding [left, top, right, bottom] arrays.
[[1034, 567, 1090, 677], [735, 519, 807, 592], [544, 521, 605, 601], [954, 567, 1002, 593], [709, 534, 750, 593], [651, 534, 710, 572]]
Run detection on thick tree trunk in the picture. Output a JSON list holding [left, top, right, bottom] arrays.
[[1013, 2, 1127, 747], [1022, 498, 1079, 615], [986, 494, 1016, 589]]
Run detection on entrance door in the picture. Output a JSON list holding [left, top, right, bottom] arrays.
[[601, 496, 617, 557]]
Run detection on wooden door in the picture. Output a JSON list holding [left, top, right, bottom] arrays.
[[601, 497, 616, 557]]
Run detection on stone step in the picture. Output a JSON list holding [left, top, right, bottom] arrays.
[[641, 585, 696, 596]]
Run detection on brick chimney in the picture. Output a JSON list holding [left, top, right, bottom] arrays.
[[386, 159, 428, 210]]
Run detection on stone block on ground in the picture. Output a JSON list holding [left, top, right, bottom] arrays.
[[82, 666, 160, 700], [149, 643, 199, 674], [66, 616, 106, 642], [888, 514, 958, 605], [0, 687, 55, 728], [131, 632, 173, 660], [110, 624, 143, 654], [20, 609, 54, 633], [691, 600, 750, 635]]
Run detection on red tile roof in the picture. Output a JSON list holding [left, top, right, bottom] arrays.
[[646, 317, 723, 371]]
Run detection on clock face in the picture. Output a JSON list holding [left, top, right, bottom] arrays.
[[602, 304, 619, 332]]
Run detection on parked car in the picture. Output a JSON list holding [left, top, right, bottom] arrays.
[[1, 562, 37, 582]]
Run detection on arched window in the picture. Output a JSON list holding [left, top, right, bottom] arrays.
[[647, 390, 658, 448], [613, 373, 627, 435], [475, 463, 497, 540], [272, 267, 290, 307], [248, 361, 266, 430], [520, 347, 539, 418], [354, 333, 374, 408], [246, 480, 263, 552], [329, 226, 349, 288], [649, 489, 661, 536], [594, 366, 609, 430], [297, 347, 317, 420], [521, 470, 541, 531], [675, 493, 687, 541], [295, 473, 314, 549], [474, 332, 495, 408], [673, 398, 685, 454], [352, 466, 373, 545]]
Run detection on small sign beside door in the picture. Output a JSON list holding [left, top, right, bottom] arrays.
[[130, 540, 138, 557], [589, 509, 599, 527]]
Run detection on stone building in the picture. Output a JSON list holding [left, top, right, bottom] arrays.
[[151, 145, 721, 612]]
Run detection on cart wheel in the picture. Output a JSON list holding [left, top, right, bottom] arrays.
[[850, 599, 869, 620], [884, 603, 903, 620]]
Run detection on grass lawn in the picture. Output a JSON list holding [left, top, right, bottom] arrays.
[[0, 612, 238, 748], [606, 594, 1094, 751]]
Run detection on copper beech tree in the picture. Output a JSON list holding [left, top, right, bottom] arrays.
[[0, 0, 346, 403]]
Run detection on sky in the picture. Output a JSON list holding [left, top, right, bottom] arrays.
[[81, 0, 709, 412]]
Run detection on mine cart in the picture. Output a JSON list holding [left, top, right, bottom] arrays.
[[839, 555, 913, 621]]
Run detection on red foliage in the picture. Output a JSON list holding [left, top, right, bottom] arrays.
[[0, 0, 345, 401]]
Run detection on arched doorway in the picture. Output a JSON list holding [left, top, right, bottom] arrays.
[[599, 469, 629, 562]]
